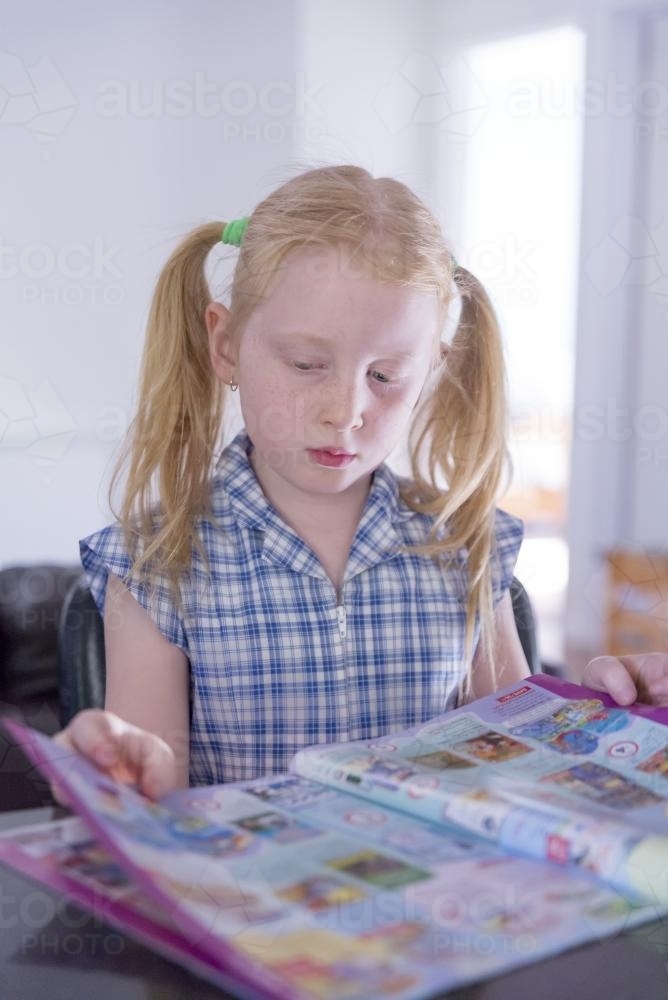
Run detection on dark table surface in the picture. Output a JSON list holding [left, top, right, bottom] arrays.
[[1, 806, 668, 1000]]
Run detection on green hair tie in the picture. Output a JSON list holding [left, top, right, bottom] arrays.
[[221, 216, 249, 246]]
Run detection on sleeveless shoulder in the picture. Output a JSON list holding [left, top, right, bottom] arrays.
[[79, 520, 187, 652], [391, 474, 524, 606], [78, 428, 265, 655], [490, 507, 524, 605]]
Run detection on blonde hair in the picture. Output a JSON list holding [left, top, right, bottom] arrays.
[[109, 164, 511, 698]]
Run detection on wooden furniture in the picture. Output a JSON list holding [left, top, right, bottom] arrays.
[[605, 549, 668, 656]]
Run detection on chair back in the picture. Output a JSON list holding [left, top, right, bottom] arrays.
[[57, 573, 106, 727], [509, 576, 541, 675]]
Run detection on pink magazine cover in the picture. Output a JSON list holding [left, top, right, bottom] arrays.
[[0, 814, 244, 996], [529, 674, 668, 726], [0, 718, 303, 1000]]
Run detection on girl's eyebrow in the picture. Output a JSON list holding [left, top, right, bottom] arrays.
[[276, 330, 416, 360]]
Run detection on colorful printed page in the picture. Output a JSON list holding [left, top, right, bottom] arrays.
[[2, 719, 292, 1000], [0, 814, 242, 997], [1, 718, 663, 1000], [289, 676, 668, 900]]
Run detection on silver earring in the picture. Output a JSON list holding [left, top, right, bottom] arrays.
[[228, 380, 238, 392]]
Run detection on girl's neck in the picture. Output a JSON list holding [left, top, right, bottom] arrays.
[[248, 447, 372, 545]]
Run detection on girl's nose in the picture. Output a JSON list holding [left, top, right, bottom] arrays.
[[320, 377, 365, 433]]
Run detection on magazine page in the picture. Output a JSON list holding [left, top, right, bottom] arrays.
[[2, 718, 664, 1000], [0, 814, 238, 995], [2, 719, 292, 1000], [289, 676, 668, 899]]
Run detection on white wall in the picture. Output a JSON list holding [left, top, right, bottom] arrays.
[[562, 7, 668, 651], [1, 0, 300, 563], [630, 15, 668, 542]]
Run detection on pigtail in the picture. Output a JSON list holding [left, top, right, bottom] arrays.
[[108, 222, 227, 614], [404, 264, 511, 696]]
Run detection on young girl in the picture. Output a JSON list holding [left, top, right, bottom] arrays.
[[54, 164, 668, 801]]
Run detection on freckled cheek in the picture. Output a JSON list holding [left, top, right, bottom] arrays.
[[238, 373, 282, 431], [241, 365, 287, 407], [240, 370, 319, 439]]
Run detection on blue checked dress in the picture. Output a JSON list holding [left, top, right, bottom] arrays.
[[80, 428, 523, 787]]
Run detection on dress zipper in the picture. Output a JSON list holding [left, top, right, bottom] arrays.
[[336, 603, 347, 639]]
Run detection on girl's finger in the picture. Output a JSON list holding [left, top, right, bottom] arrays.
[[52, 711, 179, 800], [55, 710, 129, 775], [621, 652, 668, 703], [583, 656, 638, 705], [113, 725, 180, 799]]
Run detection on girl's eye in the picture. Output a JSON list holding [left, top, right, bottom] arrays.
[[292, 362, 398, 384]]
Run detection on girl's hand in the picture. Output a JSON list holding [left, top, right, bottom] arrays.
[[583, 652, 668, 706], [50, 709, 182, 807]]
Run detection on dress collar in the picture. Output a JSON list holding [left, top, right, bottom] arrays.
[[213, 429, 415, 584]]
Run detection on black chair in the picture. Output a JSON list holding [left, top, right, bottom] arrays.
[[57, 574, 106, 728], [57, 573, 542, 728], [509, 576, 541, 676]]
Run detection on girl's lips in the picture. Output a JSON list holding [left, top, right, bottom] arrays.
[[307, 448, 356, 468]]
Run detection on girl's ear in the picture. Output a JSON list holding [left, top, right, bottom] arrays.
[[206, 301, 237, 385]]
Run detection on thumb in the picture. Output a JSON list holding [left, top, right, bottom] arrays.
[[110, 726, 181, 800], [583, 656, 638, 706], [50, 714, 180, 802]]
